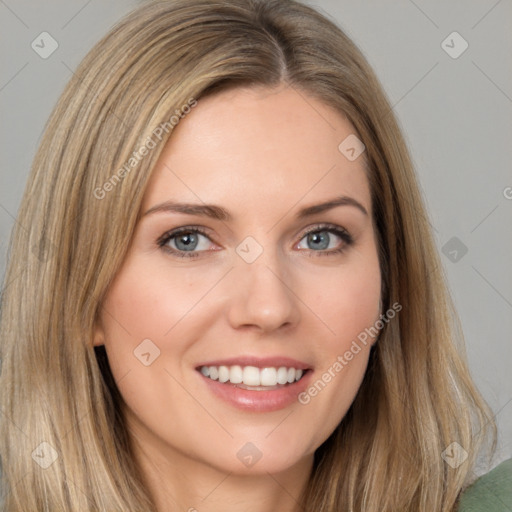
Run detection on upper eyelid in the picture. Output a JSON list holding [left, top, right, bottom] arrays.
[[156, 225, 212, 246], [300, 223, 349, 236]]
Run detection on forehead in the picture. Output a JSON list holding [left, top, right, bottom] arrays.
[[141, 85, 371, 221]]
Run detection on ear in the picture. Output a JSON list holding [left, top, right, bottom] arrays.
[[92, 316, 105, 347], [370, 298, 384, 347]]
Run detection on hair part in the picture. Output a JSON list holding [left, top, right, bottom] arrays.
[[0, 0, 496, 510]]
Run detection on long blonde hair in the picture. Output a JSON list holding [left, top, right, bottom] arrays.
[[0, 0, 496, 510]]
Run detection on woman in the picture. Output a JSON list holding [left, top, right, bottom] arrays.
[[0, 0, 499, 510]]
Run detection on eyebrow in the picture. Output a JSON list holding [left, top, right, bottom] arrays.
[[142, 195, 368, 221]]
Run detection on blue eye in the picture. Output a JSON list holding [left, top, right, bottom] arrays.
[[157, 223, 353, 259], [157, 227, 213, 258], [296, 224, 353, 256], [172, 231, 200, 251]]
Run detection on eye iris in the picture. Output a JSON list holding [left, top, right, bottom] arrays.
[[308, 231, 330, 250], [175, 232, 198, 251]]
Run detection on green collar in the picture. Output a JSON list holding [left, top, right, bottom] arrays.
[[458, 458, 512, 511]]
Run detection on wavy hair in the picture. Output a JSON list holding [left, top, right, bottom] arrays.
[[0, 0, 496, 510]]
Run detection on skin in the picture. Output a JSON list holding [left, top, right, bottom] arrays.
[[94, 83, 382, 512]]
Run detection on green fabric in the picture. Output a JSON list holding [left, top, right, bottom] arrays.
[[458, 458, 512, 511]]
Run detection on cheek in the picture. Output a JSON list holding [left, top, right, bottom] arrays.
[[98, 260, 204, 428], [295, 247, 380, 442], [101, 256, 217, 343], [97, 255, 229, 399], [97, 259, 182, 381], [312, 255, 381, 349]]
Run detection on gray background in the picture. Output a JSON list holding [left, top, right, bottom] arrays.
[[1, 0, 511, 472]]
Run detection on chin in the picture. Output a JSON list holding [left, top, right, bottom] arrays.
[[197, 433, 315, 477]]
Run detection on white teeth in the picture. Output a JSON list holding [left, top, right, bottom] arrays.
[[218, 365, 229, 383], [260, 367, 277, 386], [243, 366, 260, 386], [276, 366, 288, 384], [199, 365, 306, 387], [230, 365, 243, 384]]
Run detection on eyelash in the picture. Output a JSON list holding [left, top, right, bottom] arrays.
[[156, 223, 353, 259]]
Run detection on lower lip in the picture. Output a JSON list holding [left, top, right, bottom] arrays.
[[198, 371, 312, 412]]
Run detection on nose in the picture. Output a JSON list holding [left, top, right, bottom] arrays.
[[226, 257, 301, 334]]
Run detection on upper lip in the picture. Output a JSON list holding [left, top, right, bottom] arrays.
[[195, 356, 311, 371]]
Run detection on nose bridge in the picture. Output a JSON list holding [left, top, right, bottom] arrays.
[[226, 245, 300, 332]]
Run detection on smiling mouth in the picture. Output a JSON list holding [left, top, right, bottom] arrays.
[[198, 365, 308, 390]]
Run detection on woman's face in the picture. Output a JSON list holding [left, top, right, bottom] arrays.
[[95, 85, 381, 476]]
